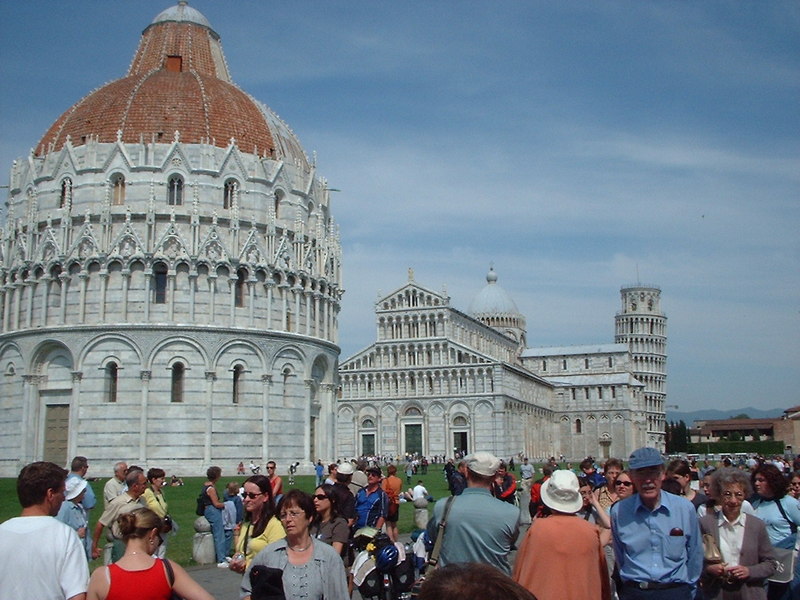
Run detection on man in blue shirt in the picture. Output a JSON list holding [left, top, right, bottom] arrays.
[[354, 466, 388, 530], [611, 447, 702, 599]]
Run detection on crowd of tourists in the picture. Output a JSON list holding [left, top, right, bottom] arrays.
[[2, 450, 800, 600]]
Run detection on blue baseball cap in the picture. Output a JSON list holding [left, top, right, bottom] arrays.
[[628, 447, 663, 470]]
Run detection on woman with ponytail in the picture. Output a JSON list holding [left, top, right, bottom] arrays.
[[86, 507, 214, 600]]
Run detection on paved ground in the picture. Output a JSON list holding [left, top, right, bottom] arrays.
[[186, 515, 532, 600], [186, 533, 417, 600]]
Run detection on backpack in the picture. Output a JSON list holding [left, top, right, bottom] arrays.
[[529, 478, 547, 518], [195, 486, 209, 516]]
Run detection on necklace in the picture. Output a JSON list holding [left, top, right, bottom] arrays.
[[289, 540, 312, 552]]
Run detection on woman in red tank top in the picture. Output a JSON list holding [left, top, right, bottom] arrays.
[[86, 507, 214, 600]]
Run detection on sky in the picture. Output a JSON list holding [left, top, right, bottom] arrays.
[[0, 1, 797, 413]]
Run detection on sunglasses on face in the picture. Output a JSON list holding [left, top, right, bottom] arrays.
[[615, 481, 633, 487], [243, 492, 264, 499], [313, 494, 329, 501]]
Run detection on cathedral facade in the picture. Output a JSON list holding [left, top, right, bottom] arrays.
[[337, 270, 666, 461], [0, 4, 342, 476]]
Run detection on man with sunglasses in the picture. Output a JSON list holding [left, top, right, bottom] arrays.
[[611, 447, 702, 599], [354, 467, 388, 530]]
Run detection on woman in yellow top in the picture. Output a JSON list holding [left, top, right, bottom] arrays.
[[229, 474, 285, 573], [142, 467, 170, 557]]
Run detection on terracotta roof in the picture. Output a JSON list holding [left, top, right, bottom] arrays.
[[36, 8, 304, 167]]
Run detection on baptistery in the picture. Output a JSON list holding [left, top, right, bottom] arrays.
[[0, 2, 343, 475]]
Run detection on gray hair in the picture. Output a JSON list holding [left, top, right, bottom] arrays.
[[711, 467, 752, 498]]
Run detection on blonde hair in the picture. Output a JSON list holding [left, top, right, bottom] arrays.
[[117, 507, 164, 542]]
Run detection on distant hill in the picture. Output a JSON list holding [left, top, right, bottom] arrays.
[[666, 407, 785, 426]]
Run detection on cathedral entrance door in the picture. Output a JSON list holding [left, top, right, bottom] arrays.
[[404, 424, 422, 456], [453, 431, 468, 455]]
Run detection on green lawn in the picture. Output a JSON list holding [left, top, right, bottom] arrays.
[[0, 468, 454, 567]]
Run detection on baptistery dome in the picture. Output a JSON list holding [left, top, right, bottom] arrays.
[[0, 3, 341, 476], [37, 1, 307, 170]]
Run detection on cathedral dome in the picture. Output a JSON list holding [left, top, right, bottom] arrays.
[[469, 267, 521, 316], [36, 2, 308, 169]]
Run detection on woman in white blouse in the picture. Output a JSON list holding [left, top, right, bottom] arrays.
[[698, 468, 775, 600]]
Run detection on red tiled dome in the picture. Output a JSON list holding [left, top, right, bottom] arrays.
[[37, 4, 298, 164]]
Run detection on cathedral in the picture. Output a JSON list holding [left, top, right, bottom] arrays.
[[337, 269, 666, 461], [0, 3, 341, 476]]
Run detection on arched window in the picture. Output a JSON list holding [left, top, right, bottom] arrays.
[[235, 268, 246, 308], [575, 418, 582, 434], [223, 179, 238, 209], [405, 407, 422, 417], [362, 418, 375, 428], [232, 365, 243, 404], [453, 415, 468, 427], [274, 190, 283, 220], [60, 178, 72, 208], [171, 362, 184, 402], [153, 263, 168, 304], [167, 174, 184, 206], [104, 362, 118, 402], [111, 173, 125, 205]]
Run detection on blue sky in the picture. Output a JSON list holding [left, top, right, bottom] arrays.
[[0, 2, 797, 412]]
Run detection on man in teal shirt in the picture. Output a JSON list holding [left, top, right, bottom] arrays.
[[426, 451, 519, 574]]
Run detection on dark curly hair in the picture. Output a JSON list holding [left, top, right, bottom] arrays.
[[752, 463, 788, 499], [419, 563, 536, 600]]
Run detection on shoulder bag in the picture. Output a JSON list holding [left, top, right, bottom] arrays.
[[162, 558, 184, 600], [410, 495, 456, 599], [766, 497, 797, 584]]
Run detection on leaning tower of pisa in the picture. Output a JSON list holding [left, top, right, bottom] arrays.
[[614, 285, 667, 451]]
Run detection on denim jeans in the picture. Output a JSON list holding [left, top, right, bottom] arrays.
[[204, 505, 227, 562]]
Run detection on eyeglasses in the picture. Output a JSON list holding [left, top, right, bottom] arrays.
[[313, 494, 329, 501], [722, 491, 745, 499], [280, 510, 305, 521], [267, 466, 276, 470], [615, 481, 633, 487], [243, 492, 264, 499]]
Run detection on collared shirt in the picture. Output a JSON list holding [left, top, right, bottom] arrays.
[[355, 486, 387, 528], [426, 487, 520, 575], [717, 511, 746, 567], [611, 490, 703, 585]]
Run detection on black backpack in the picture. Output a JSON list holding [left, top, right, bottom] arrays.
[[195, 487, 208, 516]]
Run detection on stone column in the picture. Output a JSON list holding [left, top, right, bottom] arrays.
[[121, 270, 130, 321], [99, 270, 109, 322], [68, 371, 83, 460], [139, 371, 151, 463], [261, 374, 273, 462], [58, 272, 69, 325], [24, 276, 34, 328], [21, 374, 41, 462], [78, 271, 89, 323], [204, 371, 216, 465]]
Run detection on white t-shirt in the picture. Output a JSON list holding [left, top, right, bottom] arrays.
[[412, 485, 428, 500], [0, 515, 89, 599]]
